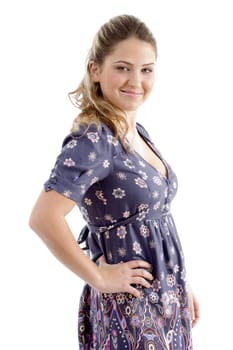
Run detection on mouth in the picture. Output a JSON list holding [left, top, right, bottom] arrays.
[[120, 89, 143, 97]]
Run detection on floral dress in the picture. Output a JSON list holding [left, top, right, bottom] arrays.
[[44, 122, 192, 350]]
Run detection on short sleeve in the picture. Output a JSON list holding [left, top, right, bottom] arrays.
[[44, 124, 115, 204]]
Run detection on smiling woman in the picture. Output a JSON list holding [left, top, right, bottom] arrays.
[[89, 37, 156, 114], [29, 14, 199, 350]]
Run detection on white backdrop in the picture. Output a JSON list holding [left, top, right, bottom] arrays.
[[1, 1, 232, 349]]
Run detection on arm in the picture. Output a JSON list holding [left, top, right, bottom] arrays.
[[29, 190, 153, 297]]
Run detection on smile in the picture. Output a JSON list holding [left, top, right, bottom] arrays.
[[120, 90, 143, 97]]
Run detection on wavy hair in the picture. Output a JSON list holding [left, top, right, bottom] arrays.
[[69, 14, 157, 145]]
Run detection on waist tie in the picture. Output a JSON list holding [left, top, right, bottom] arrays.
[[77, 209, 170, 261]]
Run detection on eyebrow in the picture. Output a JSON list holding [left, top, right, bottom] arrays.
[[113, 60, 155, 66]]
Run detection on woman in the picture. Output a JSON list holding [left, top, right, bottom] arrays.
[[29, 14, 199, 349]]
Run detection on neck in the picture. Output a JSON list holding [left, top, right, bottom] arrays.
[[125, 110, 138, 134]]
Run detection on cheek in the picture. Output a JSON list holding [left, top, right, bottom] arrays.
[[145, 77, 155, 92], [110, 74, 125, 87]]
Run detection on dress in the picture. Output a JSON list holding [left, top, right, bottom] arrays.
[[44, 122, 192, 350]]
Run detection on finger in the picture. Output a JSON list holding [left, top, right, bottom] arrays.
[[192, 317, 199, 327], [126, 285, 141, 298], [192, 299, 200, 327], [127, 260, 152, 269], [189, 298, 195, 321], [131, 268, 154, 281], [132, 276, 151, 289]]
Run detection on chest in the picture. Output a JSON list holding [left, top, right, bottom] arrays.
[[130, 136, 168, 179]]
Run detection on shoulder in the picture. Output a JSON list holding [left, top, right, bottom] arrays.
[[61, 123, 119, 159], [136, 122, 153, 143]]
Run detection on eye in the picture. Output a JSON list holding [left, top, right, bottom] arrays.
[[116, 66, 130, 72], [142, 67, 154, 73]]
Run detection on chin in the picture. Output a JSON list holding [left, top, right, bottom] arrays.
[[121, 102, 143, 112]]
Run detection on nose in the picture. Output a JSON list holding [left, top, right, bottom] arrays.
[[127, 70, 141, 87]]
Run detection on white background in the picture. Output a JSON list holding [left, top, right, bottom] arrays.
[[0, 0, 232, 349]]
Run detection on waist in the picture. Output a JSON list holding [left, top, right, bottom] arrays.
[[87, 208, 171, 234]]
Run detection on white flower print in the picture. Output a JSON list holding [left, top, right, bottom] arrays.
[[87, 132, 100, 143], [153, 201, 160, 211], [134, 177, 148, 188], [118, 247, 126, 257], [123, 159, 135, 169], [80, 184, 86, 194], [107, 134, 118, 146], [86, 169, 94, 176], [64, 158, 75, 167], [116, 172, 127, 180], [149, 291, 159, 304], [112, 188, 126, 199], [123, 211, 130, 218], [88, 152, 97, 161], [138, 203, 149, 212], [138, 170, 148, 180], [173, 264, 180, 273], [136, 211, 147, 221], [139, 225, 150, 238], [95, 190, 107, 205], [152, 278, 162, 292], [103, 160, 110, 168], [152, 191, 159, 199], [153, 176, 162, 186], [84, 198, 92, 206], [168, 290, 178, 305], [63, 190, 72, 198], [166, 274, 176, 287], [66, 139, 78, 148], [138, 160, 146, 167], [173, 181, 177, 189], [90, 176, 99, 185], [117, 226, 127, 239], [132, 241, 142, 254]]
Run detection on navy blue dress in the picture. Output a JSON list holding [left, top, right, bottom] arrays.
[[44, 122, 192, 349]]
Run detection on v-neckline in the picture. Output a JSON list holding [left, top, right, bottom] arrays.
[[134, 125, 169, 181]]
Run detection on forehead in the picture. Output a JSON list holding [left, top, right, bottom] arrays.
[[105, 37, 156, 64]]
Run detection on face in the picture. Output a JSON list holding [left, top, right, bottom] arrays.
[[89, 37, 156, 114]]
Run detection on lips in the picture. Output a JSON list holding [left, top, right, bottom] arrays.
[[120, 89, 143, 96]]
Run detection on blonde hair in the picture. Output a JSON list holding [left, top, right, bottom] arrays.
[[69, 14, 157, 145]]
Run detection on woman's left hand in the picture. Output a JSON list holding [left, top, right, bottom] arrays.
[[188, 287, 200, 327]]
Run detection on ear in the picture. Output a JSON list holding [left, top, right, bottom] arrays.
[[89, 60, 101, 82]]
